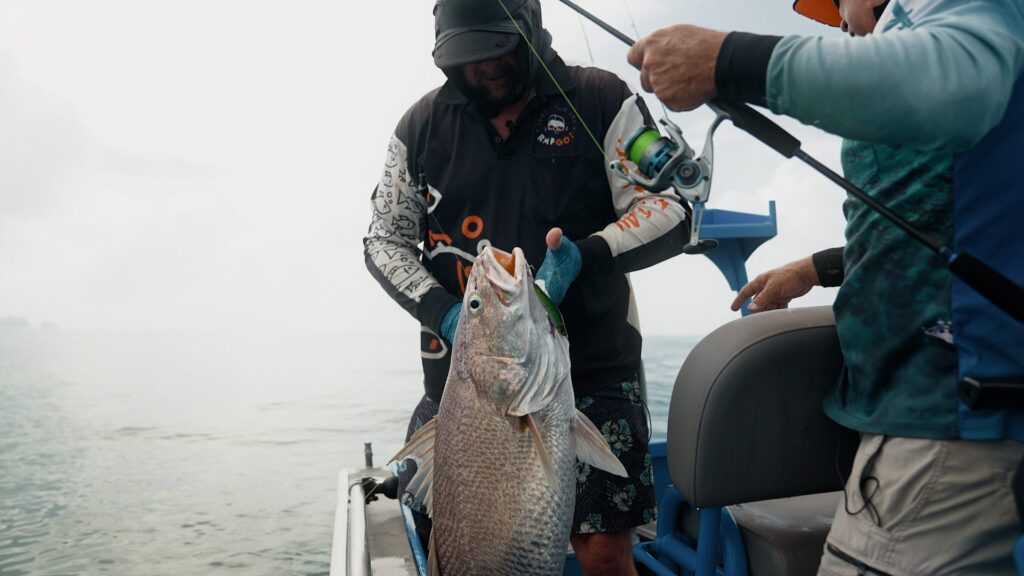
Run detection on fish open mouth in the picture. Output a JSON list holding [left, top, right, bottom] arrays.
[[478, 246, 566, 336], [481, 247, 526, 297], [492, 249, 516, 277]]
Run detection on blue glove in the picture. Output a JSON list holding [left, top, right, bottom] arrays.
[[536, 233, 581, 306], [440, 302, 462, 343]]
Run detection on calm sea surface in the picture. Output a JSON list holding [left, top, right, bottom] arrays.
[[0, 329, 696, 575]]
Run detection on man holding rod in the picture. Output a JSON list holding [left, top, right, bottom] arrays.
[[628, 1, 1024, 574]]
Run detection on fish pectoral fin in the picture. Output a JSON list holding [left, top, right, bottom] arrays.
[[506, 362, 561, 418], [389, 418, 438, 518], [524, 414, 559, 490], [573, 409, 628, 478]]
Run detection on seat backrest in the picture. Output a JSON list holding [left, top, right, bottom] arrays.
[[667, 306, 857, 508]]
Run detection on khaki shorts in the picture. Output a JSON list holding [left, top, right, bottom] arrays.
[[818, 434, 1023, 576]]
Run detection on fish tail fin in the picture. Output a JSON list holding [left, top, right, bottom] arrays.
[[524, 414, 559, 489], [389, 419, 437, 517], [572, 409, 628, 478]]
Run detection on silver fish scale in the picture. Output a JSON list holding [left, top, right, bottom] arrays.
[[432, 359, 577, 575]]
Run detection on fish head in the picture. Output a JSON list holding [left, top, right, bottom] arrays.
[[456, 246, 568, 414], [460, 246, 533, 360]]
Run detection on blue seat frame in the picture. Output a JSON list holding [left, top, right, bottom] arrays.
[[631, 441, 750, 576]]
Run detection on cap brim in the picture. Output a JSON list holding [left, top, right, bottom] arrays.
[[793, 0, 842, 26], [433, 28, 520, 68]]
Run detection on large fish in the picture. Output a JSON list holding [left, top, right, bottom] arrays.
[[391, 246, 627, 576]]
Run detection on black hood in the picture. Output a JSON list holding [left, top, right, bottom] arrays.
[[433, 0, 554, 114]]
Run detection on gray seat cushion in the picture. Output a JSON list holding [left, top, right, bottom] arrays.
[[681, 492, 841, 576], [732, 492, 840, 576], [668, 307, 857, 507]]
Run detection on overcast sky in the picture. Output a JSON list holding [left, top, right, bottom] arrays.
[[0, 0, 848, 336]]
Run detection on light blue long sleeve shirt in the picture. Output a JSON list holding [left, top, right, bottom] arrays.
[[767, 0, 1024, 151]]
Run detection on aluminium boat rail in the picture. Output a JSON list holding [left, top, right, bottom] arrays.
[[331, 444, 417, 576]]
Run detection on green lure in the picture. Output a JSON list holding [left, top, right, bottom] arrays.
[[533, 283, 567, 337]]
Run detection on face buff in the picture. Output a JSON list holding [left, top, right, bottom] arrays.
[[461, 48, 528, 115]]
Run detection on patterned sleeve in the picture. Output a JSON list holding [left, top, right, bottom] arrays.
[[576, 94, 691, 279], [363, 129, 460, 332]]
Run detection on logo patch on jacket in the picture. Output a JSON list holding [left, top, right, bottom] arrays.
[[535, 103, 578, 148]]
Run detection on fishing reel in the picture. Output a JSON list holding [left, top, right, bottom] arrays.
[[610, 113, 728, 254]]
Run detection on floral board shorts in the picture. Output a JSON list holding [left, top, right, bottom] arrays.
[[397, 376, 658, 537]]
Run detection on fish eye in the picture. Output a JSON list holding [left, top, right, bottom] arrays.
[[467, 293, 484, 315]]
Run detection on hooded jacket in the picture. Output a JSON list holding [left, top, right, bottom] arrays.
[[364, 55, 691, 401]]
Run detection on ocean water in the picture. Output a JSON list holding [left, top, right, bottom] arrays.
[[0, 329, 695, 576]]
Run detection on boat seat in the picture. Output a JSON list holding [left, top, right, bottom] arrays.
[[667, 306, 859, 576], [679, 492, 841, 576]]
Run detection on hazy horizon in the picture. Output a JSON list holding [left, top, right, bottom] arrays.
[[0, 0, 847, 337]]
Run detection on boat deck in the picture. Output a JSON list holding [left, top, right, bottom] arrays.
[[365, 497, 417, 576]]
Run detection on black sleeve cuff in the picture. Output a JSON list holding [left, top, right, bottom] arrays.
[[715, 32, 783, 107], [418, 285, 461, 334], [812, 247, 846, 287], [575, 235, 614, 281]]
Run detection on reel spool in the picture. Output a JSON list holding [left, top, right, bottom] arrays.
[[614, 119, 724, 254], [623, 126, 704, 189]]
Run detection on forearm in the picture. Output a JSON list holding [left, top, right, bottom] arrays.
[[583, 94, 691, 278], [364, 135, 459, 332], [716, 1, 1024, 151], [581, 197, 690, 279], [363, 215, 458, 331]]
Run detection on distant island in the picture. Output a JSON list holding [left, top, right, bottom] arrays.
[[0, 316, 59, 329], [0, 316, 31, 328]]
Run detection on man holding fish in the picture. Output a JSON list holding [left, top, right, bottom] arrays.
[[363, 0, 692, 572]]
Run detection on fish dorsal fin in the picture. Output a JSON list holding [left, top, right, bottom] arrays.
[[572, 409, 628, 478], [428, 529, 440, 576], [523, 414, 558, 489], [389, 419, 437, 517]]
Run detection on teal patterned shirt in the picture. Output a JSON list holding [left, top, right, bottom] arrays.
[[824, 140, 959, 438]]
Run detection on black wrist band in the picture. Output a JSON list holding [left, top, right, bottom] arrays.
[[715, 32, 783, 107], [812, 247, 846, 287]]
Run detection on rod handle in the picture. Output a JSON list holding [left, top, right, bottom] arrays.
[[948, 251, 1024, 324], [709, 98, 802, 158]]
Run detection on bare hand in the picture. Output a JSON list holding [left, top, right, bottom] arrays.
[[626, 25, 728, 111], [731, 256, 819, 313]]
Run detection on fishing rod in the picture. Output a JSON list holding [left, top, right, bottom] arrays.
[[557, 0, 1024, 325]]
